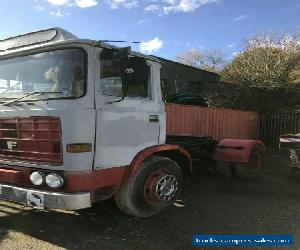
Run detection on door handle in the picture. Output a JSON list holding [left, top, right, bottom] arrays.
[[149, 115, 159, 123]]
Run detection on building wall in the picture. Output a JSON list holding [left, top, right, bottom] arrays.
[[156, 57, 220, 97]]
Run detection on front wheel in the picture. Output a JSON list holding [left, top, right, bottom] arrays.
[[114, 156, 183, 217]]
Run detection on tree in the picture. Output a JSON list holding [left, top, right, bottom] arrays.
[[202, 81, 300, 112], [176, 49, 226, 72], [219, 31, 300, 112], [244, 31, 300, 52], [289, 51, 300, 84], [175, 49, 205, 68], [202, 49, 226, 72], [174, 31, 300, 112], [223, 31, 300, 87], [221, 46, 295, 88]]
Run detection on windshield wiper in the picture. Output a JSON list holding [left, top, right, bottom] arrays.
[[1, 91, 62, 106]]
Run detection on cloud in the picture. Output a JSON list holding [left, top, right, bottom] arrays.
[[140, 37, 163, 54], [105, 0, 138, 9], [163, 0, 219, 14], [40, 0, 220, 14], [144, 4, 160, 12], [226, 43, 235, 48], [46, 0, 69, 6], [75, 0, 98, 7], [123, 0, 138, 9], [234, 14, 249, 21], [46, 0, 98, 8], [138, 18, 150, 24], [33, 5, 45, 11], [49, 9, 70, 16]]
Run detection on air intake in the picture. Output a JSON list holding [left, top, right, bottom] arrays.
[[0, 117, 62, 165]]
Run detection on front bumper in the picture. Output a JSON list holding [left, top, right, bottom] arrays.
[[0, 183, 91, 210]]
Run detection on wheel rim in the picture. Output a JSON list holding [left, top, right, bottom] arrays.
[[249, 152, 262, 172], [144, 169, 178, 204]]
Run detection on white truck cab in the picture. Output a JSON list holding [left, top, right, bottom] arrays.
[[0, 28, 189, 217]]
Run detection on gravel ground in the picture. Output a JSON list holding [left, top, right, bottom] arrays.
[[0, 149, 300, 250]]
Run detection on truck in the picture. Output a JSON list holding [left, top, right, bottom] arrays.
[[0, 28, 265, 217]]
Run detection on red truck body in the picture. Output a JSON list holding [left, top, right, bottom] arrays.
[[166, 103, 260, 140]]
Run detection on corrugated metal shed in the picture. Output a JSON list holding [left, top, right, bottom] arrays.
[[166, 103, 260, 140], [154, 56, 220, 97]]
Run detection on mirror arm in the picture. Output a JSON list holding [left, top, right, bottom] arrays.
[[106, 83, 129, 104]]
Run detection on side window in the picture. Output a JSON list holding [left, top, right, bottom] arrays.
[[100, 50, 123, 97], [100, 49, 149, 98]]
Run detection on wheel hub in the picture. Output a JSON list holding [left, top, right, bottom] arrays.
[[155, 175, 178, 201]]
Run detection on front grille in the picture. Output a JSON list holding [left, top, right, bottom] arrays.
[[0, 117, 62, 165]]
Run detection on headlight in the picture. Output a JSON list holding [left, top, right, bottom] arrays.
[[46, 173, 64, 188], [30, 171, 45, 186]]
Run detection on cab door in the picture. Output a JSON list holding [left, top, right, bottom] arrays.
[[94, 48, 161, 169]]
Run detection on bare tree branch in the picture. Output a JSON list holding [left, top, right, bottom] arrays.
[[175, 49, 226, 72]]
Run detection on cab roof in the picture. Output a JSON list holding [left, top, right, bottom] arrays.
[[0, 27, 160, 62]]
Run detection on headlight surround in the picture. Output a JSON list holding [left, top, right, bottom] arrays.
[[46, 173, 64, 189], [30, 171, 45, 186]]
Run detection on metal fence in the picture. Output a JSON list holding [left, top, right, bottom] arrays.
[[260, 112, 300, 147]]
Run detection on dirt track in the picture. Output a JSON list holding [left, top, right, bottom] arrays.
[[1, 149, 300, 250]]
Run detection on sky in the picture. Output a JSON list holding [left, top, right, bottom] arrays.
[[0, 0, 299, 60]]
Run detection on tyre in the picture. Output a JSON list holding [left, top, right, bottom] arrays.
[[234, 146, 264, 179], [114, 156, 183, 217]]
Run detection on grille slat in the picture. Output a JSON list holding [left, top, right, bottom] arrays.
[[0, 138, 60, 142], [0, 149, 60, 156], [0, 129, 60, 131], [0, 129, 18, 131], [0, 117, 62, 165], [0, 154, 59, 163]]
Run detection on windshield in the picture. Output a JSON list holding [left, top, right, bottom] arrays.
[[0, 48, 86, 101]]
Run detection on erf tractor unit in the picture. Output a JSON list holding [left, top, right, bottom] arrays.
[[0, 28, 265, 217]]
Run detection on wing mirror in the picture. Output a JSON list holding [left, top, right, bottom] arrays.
[[114, 46, 131, 62]]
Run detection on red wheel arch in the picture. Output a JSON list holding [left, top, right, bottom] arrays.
[[120, 144, 192, 185], [212, 139, 266, 163]]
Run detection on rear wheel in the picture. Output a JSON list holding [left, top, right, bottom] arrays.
[[114, 156, 183, 217], [234, 146, 264, 179]]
